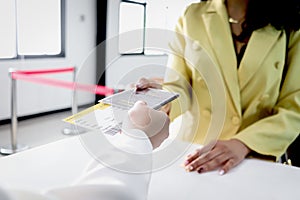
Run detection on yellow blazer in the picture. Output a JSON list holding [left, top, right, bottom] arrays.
[[163, 0, 300, 160]]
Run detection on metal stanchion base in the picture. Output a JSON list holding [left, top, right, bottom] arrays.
[[0, 144, 29, 155], [62, 127, 86, 136]]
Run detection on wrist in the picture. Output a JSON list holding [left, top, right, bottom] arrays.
[[231, 139, 251, 157]]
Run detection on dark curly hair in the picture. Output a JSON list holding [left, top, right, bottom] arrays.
[[246, 0, 300, 32], [202, 0, 300, 32]]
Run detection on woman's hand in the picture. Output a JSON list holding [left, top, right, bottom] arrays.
[[183, 139, 251, 175], [135, 77, 171, 114], [136, 77, 163, 90], [122, 101, 170, 149]]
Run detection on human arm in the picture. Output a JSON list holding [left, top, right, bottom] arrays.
[[183, 30, 300, 174], [0, 102, 170, 200], [229, 30, 300, 160], [122, 100, 170, 149]]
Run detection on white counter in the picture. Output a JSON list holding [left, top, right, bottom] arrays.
[[0, 136, 299, 200]]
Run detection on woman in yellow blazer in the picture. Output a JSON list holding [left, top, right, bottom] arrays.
[[137, 0, 300, 174]]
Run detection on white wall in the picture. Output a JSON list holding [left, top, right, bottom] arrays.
[[105, 0, 198, 89], [0, 0, 97, 120], [105, 0, 168, 89]]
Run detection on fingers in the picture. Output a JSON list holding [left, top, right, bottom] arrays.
[[123, 101, 170, 149], [184, 140, 216, 165], [127, 101, 151, 128], [184, 142, 218, 164], [144, 109, 170, 138], [184, 147, 227, 172], [127, 101, 169, 132], [184, 148, 204, 167], [196, 155, 231, 174], [136, 77, 162, 90], [219, 159, 236, 175], [182, 139, 250, 175]]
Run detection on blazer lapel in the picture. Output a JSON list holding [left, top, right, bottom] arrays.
[[201, 0, 241, 115], [238, 26, 283, 90]]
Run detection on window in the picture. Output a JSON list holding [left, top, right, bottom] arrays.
[[0, 0, 64, 59], [146, 0, 200, 31], [0, 0, 17, 59], [145, 0, 199, 55], [118, 0, 199, 55], [118, 0, 146, 55]]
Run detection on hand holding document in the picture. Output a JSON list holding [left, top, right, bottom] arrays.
[[122, 101, 170, 149], [63, 88, 179, 135]]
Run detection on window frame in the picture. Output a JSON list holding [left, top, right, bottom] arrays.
[[0, 0, 65, 60], [118, 0, 146, 56]]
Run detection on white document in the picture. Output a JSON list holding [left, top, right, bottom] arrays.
[[63, 89, 179, 135], [100, 88, 179, 110]]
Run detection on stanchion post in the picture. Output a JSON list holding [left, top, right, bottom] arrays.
[[11, 69, 18, 150], [0, 68, 28, 155], [71, 66, 78, 115], [62, 66, 85, 135]]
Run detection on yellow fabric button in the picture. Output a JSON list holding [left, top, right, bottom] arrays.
[[192, 41, 201, 51], [197, 77, 202, 82], [260, 94, 270, 101], [274, 61, 280, 69], [203, 109, 211, 117], [231, 116, 240, 125]]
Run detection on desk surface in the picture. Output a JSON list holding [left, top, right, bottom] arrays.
[[0, 136, 299, 200]]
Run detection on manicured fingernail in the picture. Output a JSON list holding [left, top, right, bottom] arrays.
[[136, 83, 144, 88], [184, 160, 189, 166], [197, 167, 203, 174], [219, 169, 225, 175], [136, 100, 147, 105], [185, 166, 193, 172]]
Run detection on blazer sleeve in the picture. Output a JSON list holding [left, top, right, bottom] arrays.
[[162, 8, 193, 121], [233, 30, 300, 160]]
